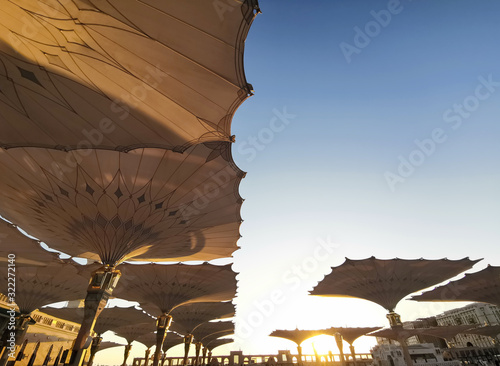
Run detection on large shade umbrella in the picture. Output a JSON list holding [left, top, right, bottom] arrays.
[[114, 322, 158, 366], [0, 142, 244, 363], [170, 302, 235, 366], [310, 257, 479, 366], [462, 325, 500, 340], [136, 332, 159, 366], [269, 329, 324, 364], [322, 327, 381, 366], [411, 265, 500, 307], [0, 142, 244, 265], [0, 0, 259, 152], [113, 263, 237, 366], [417, 325, 479, 345]]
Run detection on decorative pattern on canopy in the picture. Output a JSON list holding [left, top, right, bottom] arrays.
[[411, 266, 500, 307], [0, 218, 61, 266], [42, 306, 153, 334], [2, 262, 93, 314], [310, 257, 480, 311], [322, 327, 381, 345], [0, 0, 260, 152], [114, 263, 237, 316], [206, 338, 234, 351], [0, 142, 244, 265], [269, 329, 323, 347], [170, 301, 235, 335]]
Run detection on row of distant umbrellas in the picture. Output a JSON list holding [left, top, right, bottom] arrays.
[[270, 257, 499, 365], [0, 1, 261, 365]]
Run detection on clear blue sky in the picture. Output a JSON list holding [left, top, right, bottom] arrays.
[[94, 1, 500, 363]]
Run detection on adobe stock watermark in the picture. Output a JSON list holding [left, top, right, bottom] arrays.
[[237, 107, 296, 163], [340, 0, 405, 64], [237, 236, 340, 339], [384, 74, 500, 192]]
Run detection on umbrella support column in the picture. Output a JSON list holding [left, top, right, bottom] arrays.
[[67, 265, 121, 366], [349, 344, 357, 366], [387, 312, 413, 366], [153, 314, 172, 366], [334, 333, 346, 366], [122, 343, 133, 366], [183, 335, 194, 366], [194, 342, 202, 366], [87, 335, 102, 366]]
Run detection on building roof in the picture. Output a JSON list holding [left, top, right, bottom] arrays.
[[269, 329, 324, 347], [310, 257, 480, 311], [411, 265, 500, 307], [0, 0, 259, 152], [0, 142, 244, 265], [170, 301, 235, 335], [114, 263, 237, 316]]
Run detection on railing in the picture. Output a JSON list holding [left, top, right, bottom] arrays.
[[133, 351, 374, 366]]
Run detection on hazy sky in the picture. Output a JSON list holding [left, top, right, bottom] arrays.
[[95, 0, 500, 363]]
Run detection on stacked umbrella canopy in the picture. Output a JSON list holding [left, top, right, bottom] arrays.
[[0, 0, 259, 364]]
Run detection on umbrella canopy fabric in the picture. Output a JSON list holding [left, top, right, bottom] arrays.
[[170, 301, 235, 335], [97, 341, 125, 353], [310, 257, 480, 311], [0, 142, 244, 265], [367, 327, 424, 342], [162, 332, 185, 353], [269, 329, 324, 347], [193, 320, 234, 343], [114, 263, 237, 316], [322, 327, 382, 345], [114, 322, 157, 344], [462, 325, 500, 339], [418, 325, 479, 342], [0, 0, 259, 152], [200, 330, 234, 346], [41, 305, 153, 335], [2, 261, 94, 313], [411, 266, 500, 307], [0, 218, 61, 266], [136, 332, 158, 349], [206, 338, 234, 351]]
